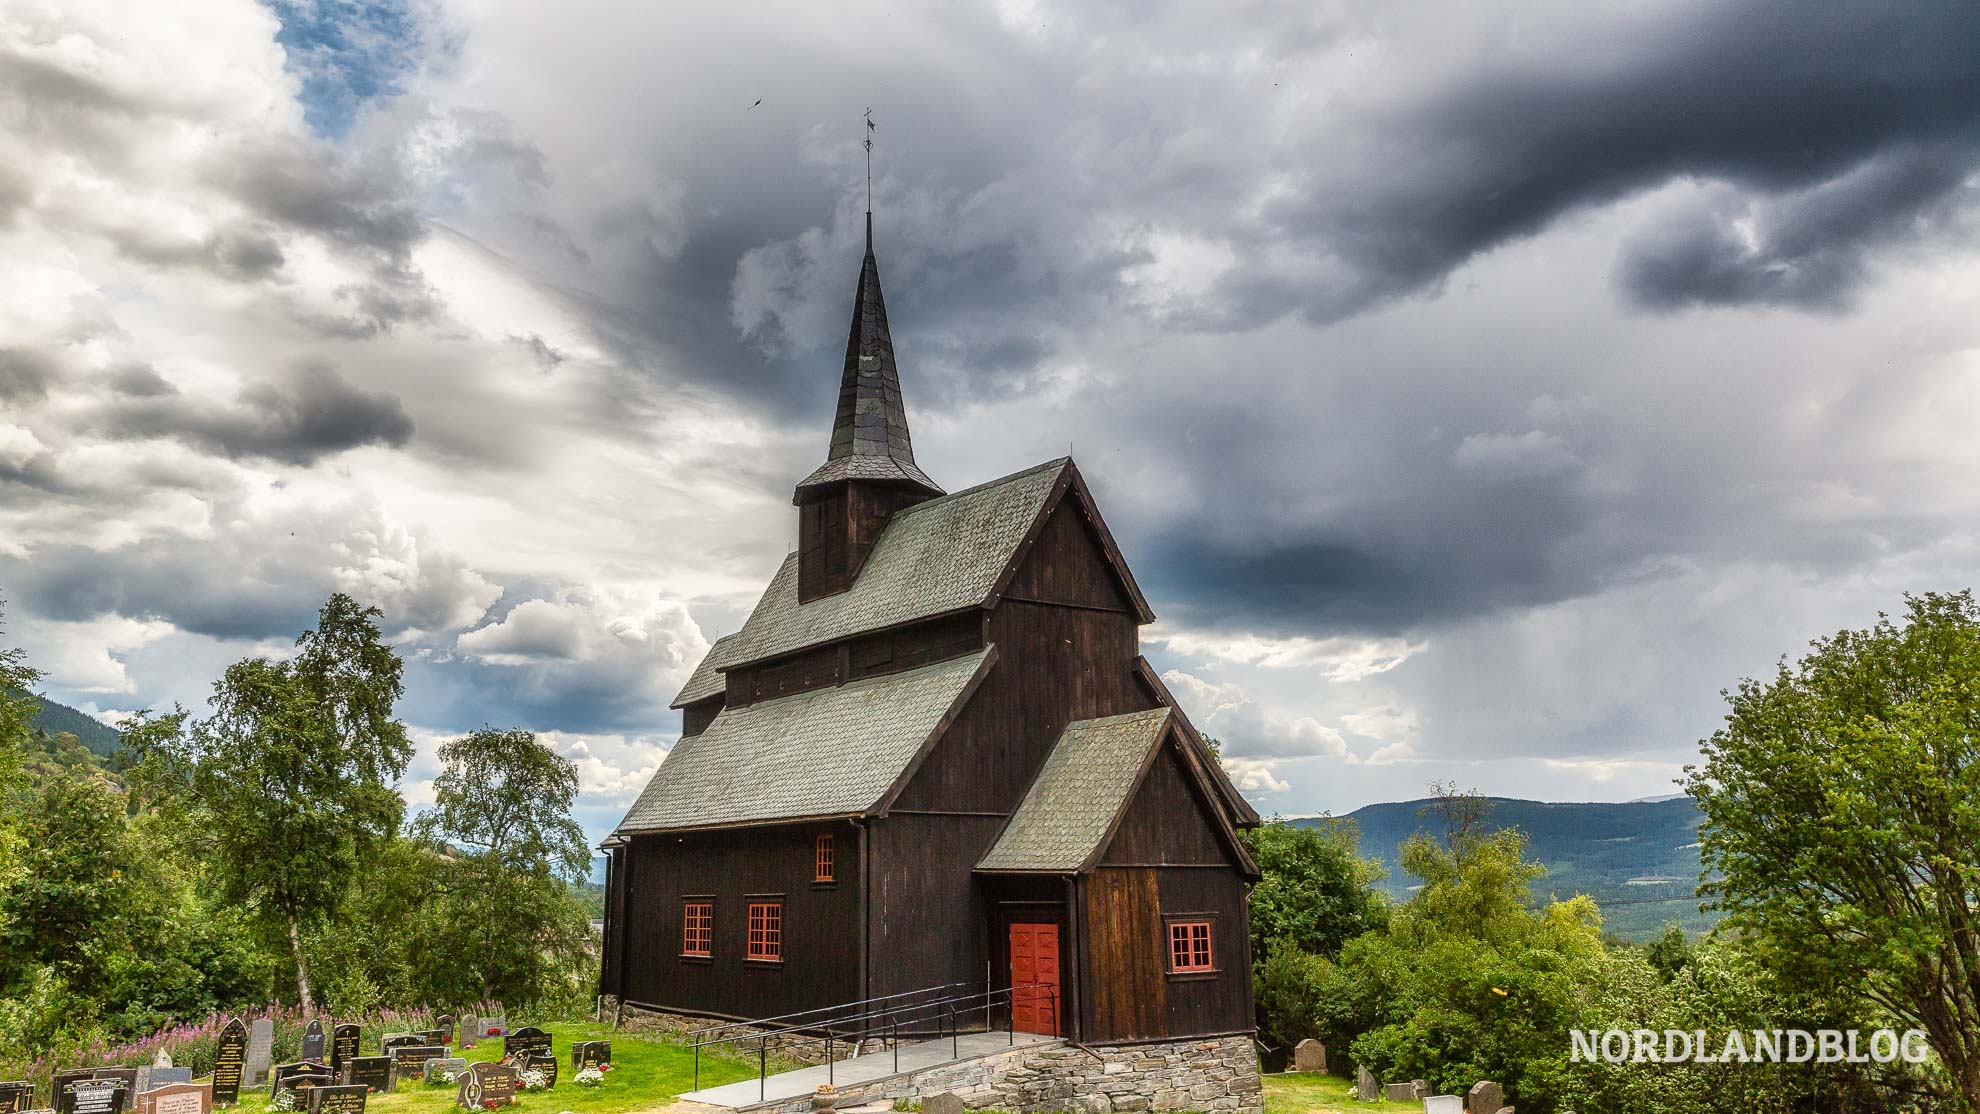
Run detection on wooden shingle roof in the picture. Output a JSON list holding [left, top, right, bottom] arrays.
[[617, 647, 995, 835], [976, 708, 1174, 872]]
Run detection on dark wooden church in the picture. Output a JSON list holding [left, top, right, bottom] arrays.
[[599, 216, 1260, 1046]]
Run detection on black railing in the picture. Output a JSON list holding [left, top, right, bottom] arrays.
[[690, 982, 1062, 1100]]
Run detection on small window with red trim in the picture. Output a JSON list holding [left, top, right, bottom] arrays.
[[747, 901, 783, 962], [1167, 920, 1213, 973], [682, 901, 712, 957], [815, 834, 835, 882]]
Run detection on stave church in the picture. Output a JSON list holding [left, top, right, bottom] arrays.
[[598, 211, 1261, 1051]]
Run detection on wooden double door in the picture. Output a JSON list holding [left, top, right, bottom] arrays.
[[1008, 921, 1063, 1036]]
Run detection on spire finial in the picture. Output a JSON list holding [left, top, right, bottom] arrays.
[[863, 108, 876, 251]]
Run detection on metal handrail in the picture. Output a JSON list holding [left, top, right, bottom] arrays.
[[691, 982, 1061, 1096], [681, 982, 967, 1041]]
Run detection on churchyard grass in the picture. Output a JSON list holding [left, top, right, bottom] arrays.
[[1262, 1072, 1419, 1114], [237, 1022, 765, 1114]]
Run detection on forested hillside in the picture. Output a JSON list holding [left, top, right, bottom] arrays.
[[28, 694, 122, 757], [1297, 796, 1712, 939]]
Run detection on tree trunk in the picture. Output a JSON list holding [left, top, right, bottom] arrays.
[[289, 912, 315, 1013]]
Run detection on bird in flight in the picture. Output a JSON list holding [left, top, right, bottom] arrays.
[[748, 98, 763, 110]]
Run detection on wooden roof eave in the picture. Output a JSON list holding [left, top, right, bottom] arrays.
[[1132, 657, 1263, 828]]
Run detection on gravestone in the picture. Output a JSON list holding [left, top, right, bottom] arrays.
[[923, 1095, 963, 1114], [1383, 1083, 1415, 1103], [329, 1027, 359, 1075], [1413, 1080, 1430, 1100], [0, 1082, 32, 1114], [418, 1030, 447, 1049], [521, 1054, 557, 1090], [569, 1042, 610, 1072], [88, 1076, 136, 1099], [454, 1063, 515, 1110], [476, 1017, 506, 1039], [385, 1047, 442, 1074], [434, 1016, 456, 1046], [457, 1016, 477, 1052], [1355, 1067, 1378, 1103], [300, 1022, 326, 1064], [55, 1079, 127, 1114], [135, 1074, 189, 1096], [500, 1027, 549, 1061], [337, 1059, 392, 1096], [211, 1019, 247, 1107], [244, 1021, 274, 1088], [150, 1054, 169, 1071], [269, 1064, 331, 1103], [1467, 1081, 1503, 1114], [422, 1061, 466, 1087], [134, 1083, 208, 1114], [1423, 1098, 1462, 1114], [1292, 1039, 1327, 1074], [48, 1078, 91, 1109], [378, 1036, 421, 1056], [304, 1087, 365, 1114]]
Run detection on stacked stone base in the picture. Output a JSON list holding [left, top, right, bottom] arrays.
[[756, 1034, 1263, 1114]]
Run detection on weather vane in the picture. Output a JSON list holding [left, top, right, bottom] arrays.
[[864, 108, 875, 214]]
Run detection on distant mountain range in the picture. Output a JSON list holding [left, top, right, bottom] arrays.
[[1293, 796, 1715, 940], [26, 694, 124, 757]]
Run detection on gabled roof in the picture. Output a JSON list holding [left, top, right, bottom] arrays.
[[795, 215, 942, 500], [671, 633, 737, 709], [718, 458, 1071, 670], [1132, 658, 1262, 828], [970, 709, 1169, 873], [619, 647, 995, 835]]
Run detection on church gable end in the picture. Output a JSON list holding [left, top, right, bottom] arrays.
[[1000, 494, 1135, 613]]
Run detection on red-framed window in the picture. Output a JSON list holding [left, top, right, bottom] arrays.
[[1167, 920, 1213, 973], [682, 901, 713, 957], [747, 902, 783, 961], [815, 834, 835, 882]]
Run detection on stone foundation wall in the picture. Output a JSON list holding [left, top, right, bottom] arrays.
[[762, 1035, 1263, 1114], [605, 997, 874, 1067]]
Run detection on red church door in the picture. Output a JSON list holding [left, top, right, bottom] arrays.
[[1008, 922, 1062, 1036]]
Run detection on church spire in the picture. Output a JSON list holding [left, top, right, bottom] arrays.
[[792, 214, 944, 501]]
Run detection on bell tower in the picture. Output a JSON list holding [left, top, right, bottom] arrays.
[[793, 215, 943, 602]]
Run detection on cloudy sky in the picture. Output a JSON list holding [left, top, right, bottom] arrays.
[[5, 0, 1979, 846]]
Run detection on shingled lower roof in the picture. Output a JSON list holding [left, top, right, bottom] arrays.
[[976, 708, 1174, 872], [671, 633, 737, 708], [716, 458, 1070, 670], [618, 646, 994, 835]]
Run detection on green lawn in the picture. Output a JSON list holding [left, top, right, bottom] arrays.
[[258, 1022, 765, 1114], [1263, 1072, 1420, 1114]]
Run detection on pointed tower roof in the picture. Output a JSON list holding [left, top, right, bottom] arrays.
[[794, 215, 944, 501]]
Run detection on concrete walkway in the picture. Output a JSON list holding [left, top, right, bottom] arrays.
[[680, 1029, 1061, 1110]]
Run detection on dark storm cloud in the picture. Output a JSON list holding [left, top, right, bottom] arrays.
[[1237, 3, 1980, 323], [3, 543, 322, 642], [93, 364, 414, 465], [0, 349, 54, 402]]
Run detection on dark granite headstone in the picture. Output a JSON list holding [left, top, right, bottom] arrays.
[[499, 1028, 549, 1061], [134, 1084, 208, 1114], [0, 1082, 31, 1113], [520, 1055, 556, 1090], [300, 1023, 326, 1064], [385, 1047, 442, 1074], [337, 1060, 392, 1096], [211, 1019, 247, 1107], [569, 1042, 610, 1072], [304, 1087, 365, 1114], [87, 1076, 134, 1099], [434, 1016, 456, 1046], [55, 1079, 126, 1114], [418, 1031, 447, 1048], [329, 1027, 359, 1075], [453, 1064, 514, 1110], [269, 1065, 330, 1103], [377, 1036, 421, 1057]]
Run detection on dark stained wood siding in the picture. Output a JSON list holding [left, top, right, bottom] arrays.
[[723, 612, 983, 708], [1099, 742, 1232, 868], [600, 846, 625, 996], [866, 813, 1006, 1004], [849, 484, 930, 582], [1002, 497, 1133, 612], [892, 602, 1142, 814], [680, 697, 721, 738], [798, 489, 851, 601], [619, 822, 861, 1020]]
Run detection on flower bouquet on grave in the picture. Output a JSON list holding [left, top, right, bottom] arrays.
[[573, 1068, 604, 1089], [519, 1070, 550, 1093]]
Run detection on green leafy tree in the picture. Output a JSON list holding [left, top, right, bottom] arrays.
[[410, 728, 593, 1004], [178, 594, 411, 1012], [1244, 817, 1388, 964], [1688, 591, 1980, 1110], [0, 600, 42, 920]]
